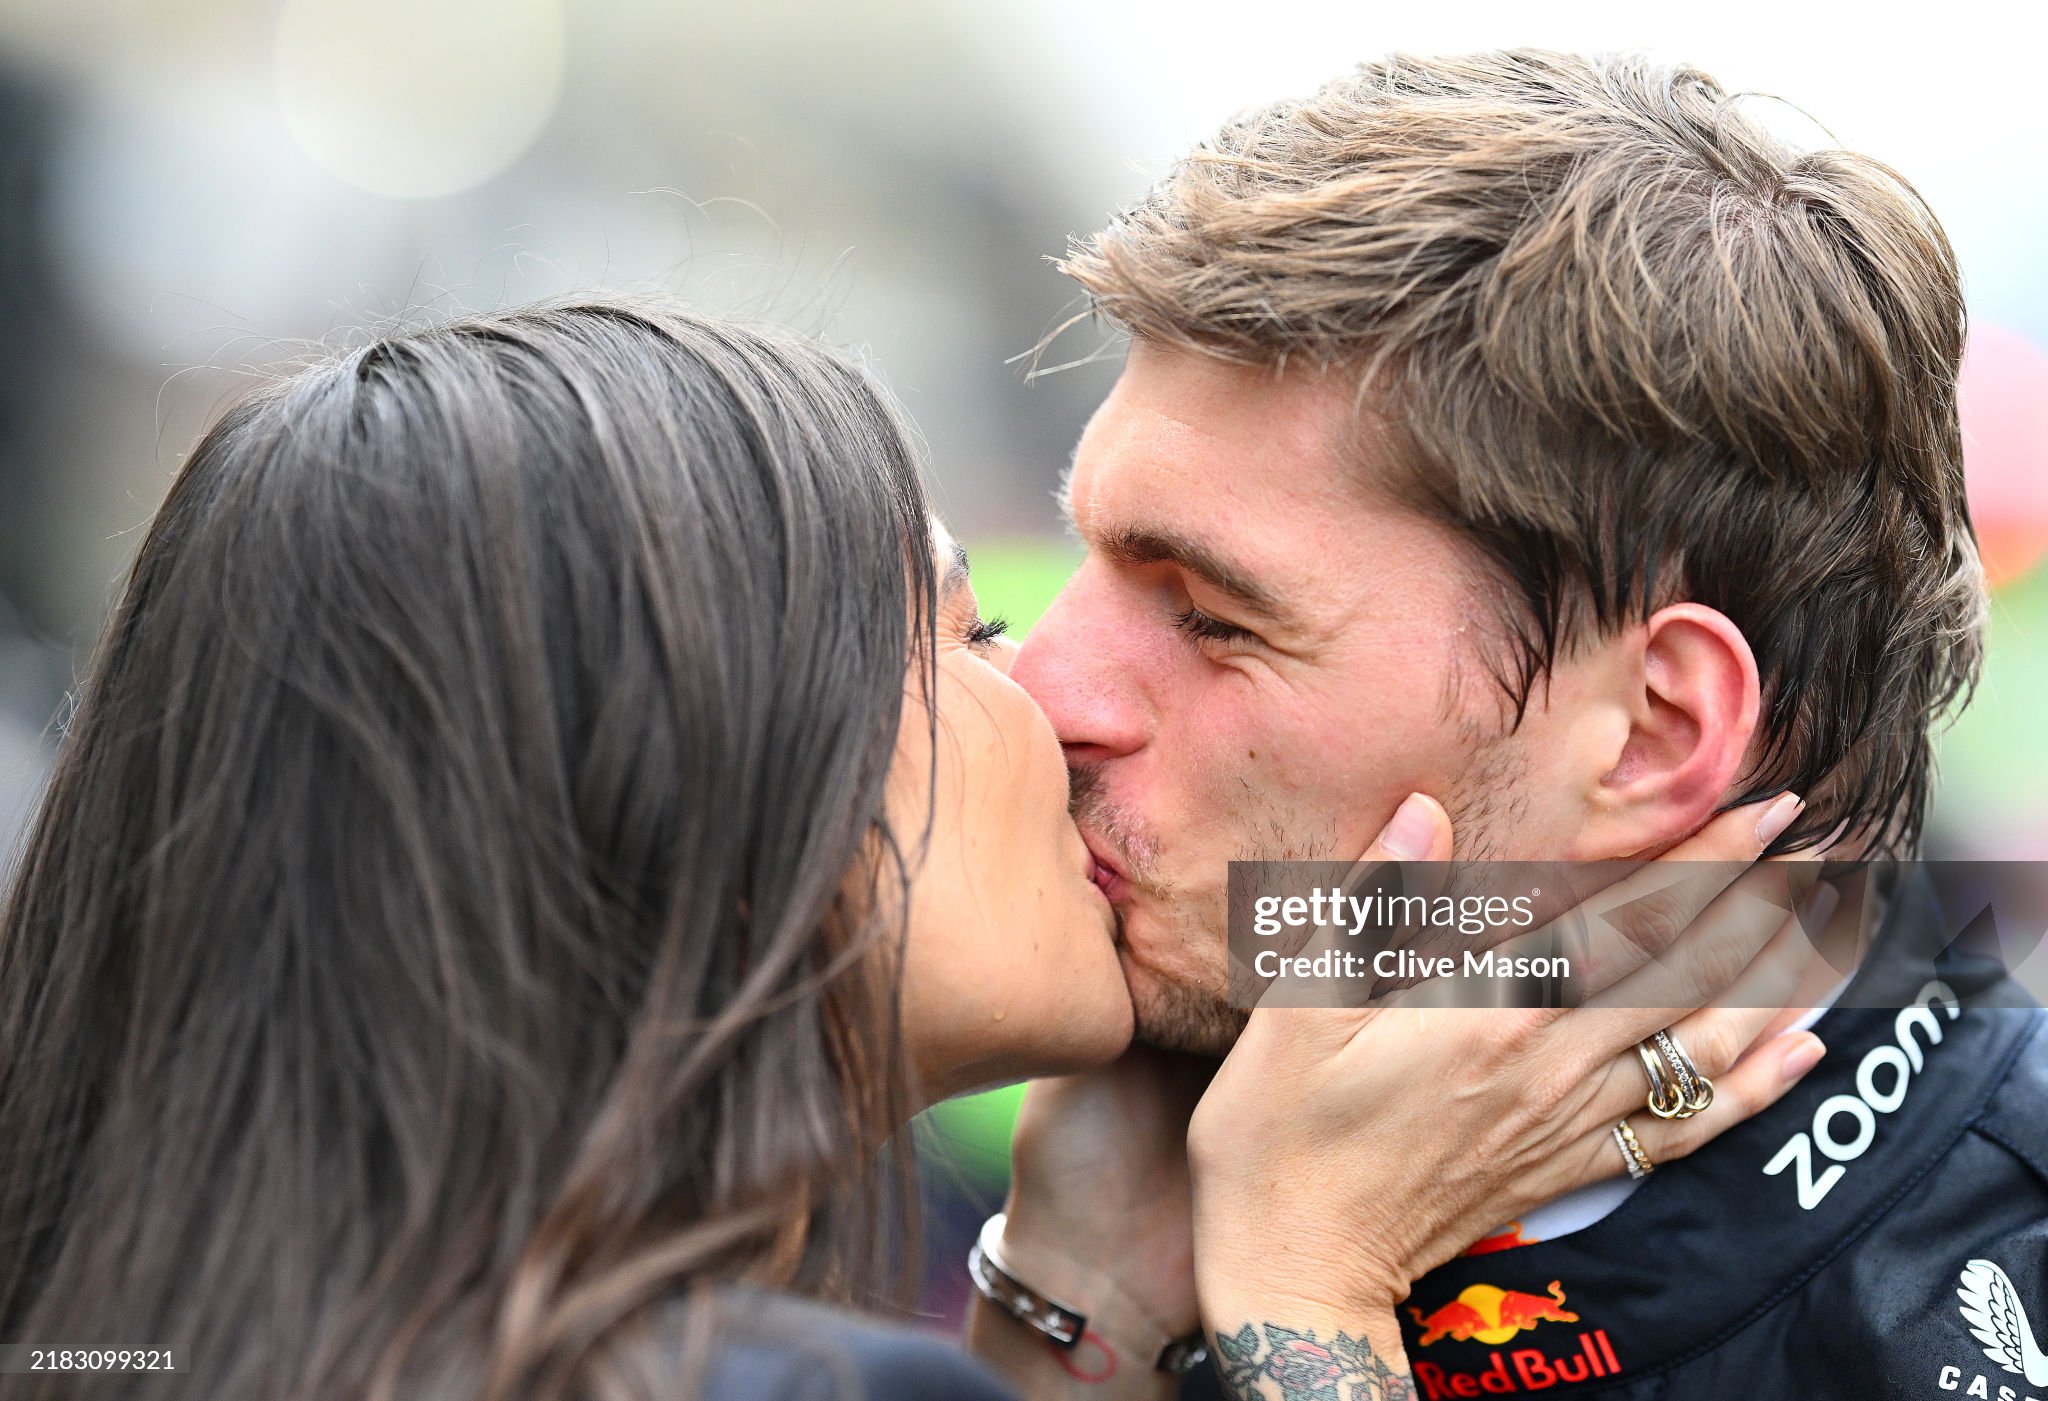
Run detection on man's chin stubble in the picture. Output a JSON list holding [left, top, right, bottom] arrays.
[[1123, 953, 1248, 1058]]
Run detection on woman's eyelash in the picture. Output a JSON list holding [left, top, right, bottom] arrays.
[[965, 614, 1010, 648], [1172, 606, 1252, 644]]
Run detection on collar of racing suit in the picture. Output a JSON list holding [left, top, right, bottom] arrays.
[[1393, 862, 2044, 1395]]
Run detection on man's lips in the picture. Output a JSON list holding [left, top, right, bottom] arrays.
[[1082, 832, 1132, 905]]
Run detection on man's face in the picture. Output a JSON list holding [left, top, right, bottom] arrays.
[[1010, 343, 1594, 1054]]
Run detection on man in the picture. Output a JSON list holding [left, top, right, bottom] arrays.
[[984, 49, 2045, 1401]]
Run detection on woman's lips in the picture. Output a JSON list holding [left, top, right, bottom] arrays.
[[1083, 833, 1131, 905]]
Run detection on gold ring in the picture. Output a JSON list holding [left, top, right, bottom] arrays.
[[1636, 1040, 1688, 1118], [1612, 1120, 1655, 1180], [1652, 1029, 1715, 1118]]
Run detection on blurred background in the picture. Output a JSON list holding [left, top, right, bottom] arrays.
[[0, 0, 2041, 1331]]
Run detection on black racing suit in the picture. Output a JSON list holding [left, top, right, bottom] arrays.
[[1193, 867, 2048, 1399]]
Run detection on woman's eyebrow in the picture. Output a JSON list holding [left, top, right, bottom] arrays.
[[940, 541, 971, 600]]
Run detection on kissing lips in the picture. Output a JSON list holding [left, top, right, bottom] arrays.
[[1083, 832, 1132, 906]]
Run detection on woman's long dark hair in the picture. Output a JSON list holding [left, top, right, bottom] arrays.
[[0, 300, 937, 1400]]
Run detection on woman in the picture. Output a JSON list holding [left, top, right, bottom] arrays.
[[0, 300, 1823, 1401]]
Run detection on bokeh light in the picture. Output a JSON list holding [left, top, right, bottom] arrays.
[[1959, 321, 2048, 588], [274, 0, 564, 199]]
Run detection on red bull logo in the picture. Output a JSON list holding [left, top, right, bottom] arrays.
[[1405, 1280, 1623, 1396], [1461, 1222, 1537, 1257], [1409, 1281, 1579, 1347]]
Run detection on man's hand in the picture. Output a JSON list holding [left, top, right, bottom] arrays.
[[965, 1046, 1214, 1400], [1002, 1044, 1214, 1337]]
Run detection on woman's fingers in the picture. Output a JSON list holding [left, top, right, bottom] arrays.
[[1577, 850, 1825, 1028], [1664, 791, 1808, 861], [1483, 793, 1809, 1001], [1542, 1015, 1827, 1198], [1551, 874, 1828, 1094], [1570, 927, 1821, 1136], [1560, 881, 1840, 1178], [1623, 1027, 1825, 1164], [1245, 793, 1454, 1011], [1707, 878, 1842, 1020], [1364, 792, 1457, 868]]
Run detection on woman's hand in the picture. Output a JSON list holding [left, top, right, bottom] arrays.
[[1185, 792, 1831, 1400]]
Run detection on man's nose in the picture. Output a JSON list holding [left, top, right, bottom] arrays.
[[1009, 565, 1150, 761]]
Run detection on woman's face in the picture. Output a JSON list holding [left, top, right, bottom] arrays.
[[891, 521, 1133, 1102]]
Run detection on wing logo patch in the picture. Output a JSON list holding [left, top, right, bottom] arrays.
[[1958, 1257, 2048, 1387]]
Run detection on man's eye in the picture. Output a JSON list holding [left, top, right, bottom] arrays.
[[1172, 605, 1253, 645], [964, 614, 1010, 650]]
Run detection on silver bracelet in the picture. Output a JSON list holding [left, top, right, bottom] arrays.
[[966, 1213, 1211, 1374]]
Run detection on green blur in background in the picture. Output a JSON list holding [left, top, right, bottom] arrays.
[[919, 538, 1078, 1189]]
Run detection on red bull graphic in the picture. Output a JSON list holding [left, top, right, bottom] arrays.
[[1409, 1281, 1578, 1347], [1461, 1222, 1538, 1257], [1410, 1334, 1623, 1397], [1405, 1281, 1623, 1396]]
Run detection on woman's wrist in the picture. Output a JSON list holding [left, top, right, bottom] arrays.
[[1198, 1288, 1413, 1401], [1190, 1197, 1412, 1331], [1193, 1221, 1413, 1401]]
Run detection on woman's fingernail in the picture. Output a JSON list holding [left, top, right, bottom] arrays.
[[1781, 1032, 1826, 1081], [1798, 880, 1841, 932], [1381, 793, 1435, 861], [1755, 793, 1805, 847]]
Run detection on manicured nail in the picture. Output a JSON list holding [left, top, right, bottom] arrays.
[[1781, 1032, 1826, 1081], [1381, 793, 1435, 861], [1755, 793, 1805, 847], [1798, 880, 1840, 933]]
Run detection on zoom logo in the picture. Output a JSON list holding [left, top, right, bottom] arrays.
[[1762, 979, 1960, 1210]]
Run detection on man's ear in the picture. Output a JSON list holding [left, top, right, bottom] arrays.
[[1575, 603, 1760, 859]]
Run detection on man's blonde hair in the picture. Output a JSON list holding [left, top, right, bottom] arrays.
[[1062, 49, 1984, 856]]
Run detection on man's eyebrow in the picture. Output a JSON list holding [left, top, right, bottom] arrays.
[[1097, 525, 1290, 623], [1054, 455, 1080, 537]]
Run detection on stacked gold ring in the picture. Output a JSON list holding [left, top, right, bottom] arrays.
[[1637, 1030, 1714, 1119], [1612, 1120, 1655, 1179], [1653, 1029, 1713, 1113]]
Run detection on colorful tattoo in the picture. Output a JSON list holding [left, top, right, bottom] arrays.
[[1212, 1322, 1417, 1401]]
